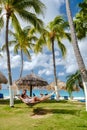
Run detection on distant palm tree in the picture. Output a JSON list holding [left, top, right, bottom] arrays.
[[0, 0, 45, 107], [65, 0, 87, 111], [34, 16, 71, 100]]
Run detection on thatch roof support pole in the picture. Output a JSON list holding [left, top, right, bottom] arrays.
[[30, 85, 32, 97]]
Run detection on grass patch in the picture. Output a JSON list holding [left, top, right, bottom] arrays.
[[0, 99, 87, 130]]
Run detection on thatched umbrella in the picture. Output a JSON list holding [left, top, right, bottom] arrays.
[[47, 79, 80, 91], [15, 73, 48, 96], [0, 71, 8, 84], [47, 79, 66, 91]]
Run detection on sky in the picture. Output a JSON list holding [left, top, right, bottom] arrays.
[[0, 0, 86, 88]]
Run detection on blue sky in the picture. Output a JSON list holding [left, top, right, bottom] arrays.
[[0, 0, 87, 88]]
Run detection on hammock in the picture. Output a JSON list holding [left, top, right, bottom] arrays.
[[16, 91, 55, 106], [25, 101, 40, 106]]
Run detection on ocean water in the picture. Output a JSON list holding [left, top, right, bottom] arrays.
[[0, 88, 85, 98]]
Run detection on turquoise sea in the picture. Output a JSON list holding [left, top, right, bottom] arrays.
[[0, 88, 85, 98]]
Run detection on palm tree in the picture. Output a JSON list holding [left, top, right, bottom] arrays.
[[66, 70, 84, 97], [34, 16, 71, 100], [74, 1, 87, 39], [0, 0, 45, 107], [74, 13, 87, 39], [79, 0, 87, 14], [65, 0, 87, 111], [2, 26, 32, 78]]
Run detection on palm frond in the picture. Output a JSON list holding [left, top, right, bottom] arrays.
[[34, 38, 44, 53], [56, 39, 67, 57], [0, 7, 2, 14], [66, 70, 82, 92], [14, 44, 20, 54], [16, 10, 44, 30], [13, 0, 45, 15], [1, 40, 16, 51], [64, 32, 71, 42], [46, 37, 51, 50], [0, 16, 4, 31], [8, 30, 16, 36], [11, 13, 22, 34], [23, 48, 31, 59]]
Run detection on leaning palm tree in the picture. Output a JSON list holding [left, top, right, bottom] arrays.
[[65, 0, 87, 111], [0, 0, 45, 107], [34, 16, 71, 100]]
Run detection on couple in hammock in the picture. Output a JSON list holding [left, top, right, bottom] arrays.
[[19, 89, 55, 105]]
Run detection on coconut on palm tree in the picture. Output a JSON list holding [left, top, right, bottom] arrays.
[[0, 0, 45, 107]]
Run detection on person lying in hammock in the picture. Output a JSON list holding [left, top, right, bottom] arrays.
[[19, 89, 55, 105]]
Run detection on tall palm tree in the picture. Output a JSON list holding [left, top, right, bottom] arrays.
[[34, 16, 71, 100], [11, 26, 38, 78], [65, 0, 87, 111], [2, 27, 32, 78], [0, 0, 45, 107]]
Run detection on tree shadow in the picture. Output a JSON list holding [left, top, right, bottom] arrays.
[[0, 99, 22, 105], [0, 99, 9, 105], [77, 125, 87, 129], [32, 107, 80, 116], [39, 99, 68, 104]]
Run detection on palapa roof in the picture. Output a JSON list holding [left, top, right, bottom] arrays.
[[47, 79, 80, 91], [15, 73, 48, 90], [0, 71, 8, 84], [47, 79, 66, 90]]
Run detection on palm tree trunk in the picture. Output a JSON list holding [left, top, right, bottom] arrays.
[[51, 39, 59, 100], [30, 85, 32, 97], [52, 40, 57, 86], [65, 0, 87, 111], [19, 49, 23, 78], [6, 13, 14, 107]]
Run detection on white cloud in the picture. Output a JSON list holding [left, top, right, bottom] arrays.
[[0, 52, 7, 69], [63, 39, 78, 73], [41, 0, 65, 24], [11, 55, 21, 68], [58, 72, 65, 76], [78, 38, 87, 67], [23, 52, 50, 70], [0, 51, 20, 70], [56, 58, 65, 66], [62, 38, 87, 74], [38, 69, 53, 76]]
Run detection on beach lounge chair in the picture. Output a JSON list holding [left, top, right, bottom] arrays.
[[64, 96, 68, 100], [33, 93, 36, 97], [51, 94, 55, 100], [0, 93, 3, 99]]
